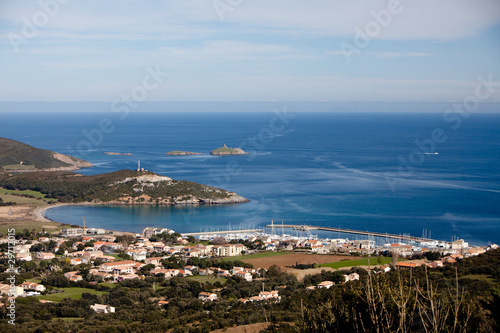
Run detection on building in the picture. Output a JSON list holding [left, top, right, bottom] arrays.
[[317, 281, 335, 289], [19, 282, 46, 292], [126, 249, 147, 261], [142, 227, 174, 239], [62, 228, 85, 237], [64, 272, 83, 282], [234, 271, 252, 282], [198, 292, 218, 302], [212, 244, 246, 257], [145, 257, 163, 266], [451, 239, 469, 251], [99, 260, 142, 273], [90, 304, 115, 313], [16, 253, 32, 261], [344, 273, 360, 282], [36, 252, 55, 260]]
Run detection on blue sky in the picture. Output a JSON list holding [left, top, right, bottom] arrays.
[[1, 0, 499, 102]]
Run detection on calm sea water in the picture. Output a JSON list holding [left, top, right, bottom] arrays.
[[1, 108, 499, 245]]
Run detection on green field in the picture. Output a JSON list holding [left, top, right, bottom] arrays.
[[98, 282, 118, 288], [0, 188, 56, 206], [0, 220, 63, 235], [222, 251, 290, 262], [0, 188, 48, 199], [36, 287, 108, 302], [2, 164, 37, 171], [186, 276, 227, 284], [320, 257, 393, 269]]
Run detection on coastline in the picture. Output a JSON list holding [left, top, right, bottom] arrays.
[[33, 203, 136, 236], [33, 203, 72, 223]]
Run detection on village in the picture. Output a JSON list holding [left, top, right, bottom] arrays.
[[0, 225, 498, 315]]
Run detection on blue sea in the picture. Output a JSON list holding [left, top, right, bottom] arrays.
[[1, 104, 499, 245]]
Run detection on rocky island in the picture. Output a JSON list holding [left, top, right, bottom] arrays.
[[105, 152, 132, 156], [0, 137, 93, 172], [210, 144, 249, 156], [166, 151, 203, 156]]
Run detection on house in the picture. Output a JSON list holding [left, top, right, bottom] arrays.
[[90, 271, 114, 280], [217, 269, 230, 278], [19, 282, 46, 292], [317, 281, 334, 289], [36, 252, 55, 260], [234, 271, 252, 282], [126, 249, 147, 261], [199, 268, 214, 276], [90, 304, 115, 313], [158, 301, 169, 307], [145, 257, 163, 266], [247, 291, 281, 302], [0, 283, 24, 296], [64, 271, 83, 282], [428, 261, 443, 268], [198, 292, 218, 302], [82, 251, 104, 260], [183, 265, 197, 272], [259, 290, 280, 301], [115, 274, 140, 281], [142, 227, 174, 238], [344, 273, 360, 282], [16, 253, 32, 261], [70, 258, 83, 265]]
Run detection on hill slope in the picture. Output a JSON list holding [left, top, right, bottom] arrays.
[[0, 137, 92, 171], [0, 169, 249, 205]]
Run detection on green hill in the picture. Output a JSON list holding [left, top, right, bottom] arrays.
[[0, 169, 249, 205], [0, 137, 92, 171]]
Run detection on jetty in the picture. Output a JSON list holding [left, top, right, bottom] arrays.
[[265, 224, 447, 244], [182, 228, 263, 237]]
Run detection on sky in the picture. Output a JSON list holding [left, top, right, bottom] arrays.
[[1, 0, 500, 103]]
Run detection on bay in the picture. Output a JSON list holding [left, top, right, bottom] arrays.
[[1, 107, 499, 245]]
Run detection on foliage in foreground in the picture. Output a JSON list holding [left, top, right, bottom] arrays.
[[0, 249, 499, 332]]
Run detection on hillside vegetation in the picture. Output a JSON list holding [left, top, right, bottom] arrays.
[[0, 169, 248, 205], [0, 137, 92, 171]]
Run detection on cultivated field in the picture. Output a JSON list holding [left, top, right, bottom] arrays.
[[241, 253, 351, 270]]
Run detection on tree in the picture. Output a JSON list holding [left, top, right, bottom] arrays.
[[212, 236, 226, 245]]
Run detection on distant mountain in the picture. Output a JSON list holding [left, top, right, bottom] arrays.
[[0, 169, 249, 205], [0, 137, 92, 171]]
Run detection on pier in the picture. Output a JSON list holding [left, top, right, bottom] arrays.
[[265, 224, 447, 244], [181, 229, 263, 237]]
